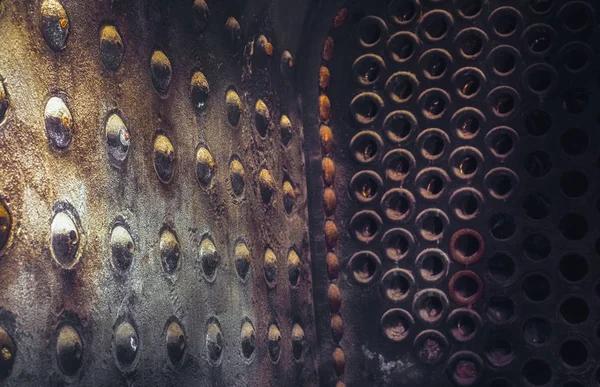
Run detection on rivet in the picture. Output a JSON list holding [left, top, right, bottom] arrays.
[[283, 180, 295, 214], [0, 78, 8, 122], [150, 50, 172, 95], [165, 320, 186, 364], [44, 96, 72, 149], [323, 187, 336, 216], [50, 204, 82, 270], [255, 99, 270, 137], [291, 323, 305, 360], [0, 327, 16, 380], [324, 220, 338, 249], [190, 71, 209, 111], [264, 247, 277, 287], [267, 323, 281, 363], [41, 0, 69, 51], [56, 325, 83, 376], [230, 157, 245, 196], [240, 320, 255, 360], [320, 125, 333, 154], [258, 169, 276, 205], [159, 228, 180, 274], [234, 240, 251, 280], [280, 50, 293, 75], [288, 249, 301, 286], [105, 113, 130, 166], [224, 17, 241, 46], [319, 66, 331, 91], [200, 235, 219, 282], [322, 157, 335, 186], [195, 146, 215, 187], [319, 95, 331, 122], [153, 134, 175, 184], [192, 0, 210, 32], [99, 25, 124, 71], [225, 89, 241, 126], [114, 321, 138, 368], [0, 198, 12, 252], [328, 283, 342, 312], [256, 35, 273, 56], [331, 314, 344, 343], [332, 347, 346, 375], [110, 224, 134, 271], [206, 318, 223, 365], [333, 7, 348, 28], [279, 115, 293, 146], [326, 252, 340, 280], [323, 36, 334, 61]]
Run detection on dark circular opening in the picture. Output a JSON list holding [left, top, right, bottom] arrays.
[[383, 192, 411, 220], [458, 74, 480, 97], [420, 175, 443, 198], [457, 0, 482, 17], [453, 359, 480, 385], [485, 338, 513, 367], [494, 13, 517, 36], [527, 28, 552, 53], [352, 94, 380, 124], [350, 252, 379, 284], [360, 19, 382, 45], [493, 93, 514, 115], [523, 233, 550, 261], [390, 0, 416, 24], [352, 213, 380, 242], [423, 135, 443, 158], [559, 214, 587, 241], [392, 79, 413, 102], [421, 215, 444, 240], [423, 96, 445, 117], [382, 270, 412, 301], [454, 234, 479, 259], [355, 56, 381, 85], [384, 231, 411, 261], [524, 151, 551, 178], [384, 114, 413, 144], [458, 156, 477, 176], [560, 171, 588, 197], [559, 254, 587, 282], [454, 275, 479, 300], [491, 133, 513, 156], [461, 33, 483, 57], [561, 3, 589, 31], [381, 310, 412, 342], [493, 50, 515, 75], [522, 274, 550, 302], [559, 340, 588, 368], [388, 34, 415, 62], [425, 16, 448, 39], [561, 128, 588, 156], [457, 114, 480, 138], [523, 317, 551, 346], [562, 88, 589, 114], [451, 314, 476, 341], [525, 110, 551, 136], [488, 213, 516, 240], [562, 45, 590, 72], [421, 254, 443, 281], [486, 296, 515, 323], [353, 134, 380, 163], [487, 253, 515, 283], [492, 175, 513, 197], [417, 295, 444, 322], [528, 69, 552, 92], [458, 195, 478, 217], [559, 297, 589, 324], [424, 52, 447, 78], [522, 193, 551, 220], [523, 359, 552, 386]]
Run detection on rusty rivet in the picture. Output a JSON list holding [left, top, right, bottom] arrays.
[[323, 36, 334, 61], [0, 78, 8, 123], [45, 96, 72, 149], [206, 318, 223, 365], [192, 0, 210, 32], [320, 125, 333, 154], [224, 17, 241, 45], [195, 146, 215, 187], [449, 229, 485, 265], [319, 95, 331, 122], [324, 220, 338, 249], [56, 325, 83, 376], [331, 314, 344, 343], [226, 89, 242, 126], [280, 115, 293, 146], [50, 205, 82, 270], [291, 323, 305, 360], [283, 180, 296, 214], [105, 113, 130, 166], [200, 235, 219, 282], [256, 35, 273, 56], [336, 382, 346, 387], [0, 199, 11, 252], [234, 240, 251, 280], [267, 323, 281, 363], [255, 99, 270, 137], [326, 252, 340, 280], [328, 283, 342, 312], [264, 247, 278, 287], [322, 157, 335, 186], [240, 320, 255, 360], [153, 134, 175, 184], [166, 320, 186, 364], [41, 0, 69, 51], [333, 347, 346, 375], [110, 224, 134, 271], [99, 25, 124, 71], [288, 249, 301, 286], [323, 187, 337, 216], [449, 270, 484, 306], [190, 71, 210, 111], [0, 327, 15, 380], [114, 321, 138, 369], [333, 7, 348, 28], [150, 50, 172, 95], [230, 157, 245, 197], [160, 228, 180, 274], [258, 169, 276, 205], [319, 66, 331, 91], [280, 50, 293, 75]]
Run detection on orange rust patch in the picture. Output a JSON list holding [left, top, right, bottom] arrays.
[[324, 220, 338, 249], [265, 42, 273, 56], [333, 347, 346, 375], [319, 95, 331, 122], [322, 157, 335, 186], [319, 66, 331, 91], [320, 125, 333, 154], [323, 187, 336, 216], [328, 283, 342, 312], [333, 7, 348, 28], [326, 252, 340, 280], [60, 18, 68, 29], [331, 313, 344, 342], [323, 36, 334, 61]]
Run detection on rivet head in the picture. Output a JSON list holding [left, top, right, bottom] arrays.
[[165, 320, 186, 364], [41, 0, 69, 51], [200, 236, 219, 282], [264, 247, 277, 287], [153, 134, 175, 184], [267, 324, 281, 362], [258, 169, 276, 205], [291, 323, 305, 360], [0, 79, 8, 123], [240, 320, 255, 360], [0, 327, 16, 380], [99, 25, 124, 71], [255, 99, 270, 137], [114, 321, 138, 368], [50, 205, 82, 270], [56, 325, 83, 376], [206, 318, 223, 365], [226, 89, 241, 126], [150, 50, 172, 95], [159, 228, 180, 274], [288, 249, 301, 286], [195, 146, 215, 187], [283, 180, 296, 214], [224, 17, 241, 45], [110, 225, 134, 271], [280, 50, 293, 75], [234, 240, 250, 280], [255, 35, 273, 56], [192, 0, 210, 32], [44, 96, 72, 149], [230, 157, 245, 197], [105, 113, 130, 166], [0, 198, 12, 252], [190, 71, 209, 111], [279, 115, 293, 146]]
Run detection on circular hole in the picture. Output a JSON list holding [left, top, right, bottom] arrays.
[[382, 149, 415, 182], [413, 330, 448, 364], [350, 171, 383, 203], [424, 135, 443, 158], [525, 24, 554, 54], [386, 72, 418, 104], [491, 46, 517, 75], [522, 193, 551, 220], [559, 339, 588, 368], [421, 49, 450, 79], [387, 32, 418, 63], [457, 28, 486, 58], [523, 359, 552, 386], [524, 151, 551, 178], [486, 296, 515, 323], [560, 43, 592, 72], [450, 148, 483, 179], [350, 131, 383, 164], [562, 89, 589, 114], [417, 249, 448, 282], [487, 253, 515, 284], [448, 309, 480, 342], [383, 111, 417, 145], [456, 73, 481, 98], [457, 0, 482, 18], [449, 271, 483, 305], [559, 254, 587, 282], [525, 110, 551, 136], [559, 297, 589, 324], [350, 211, 382, 243], [527, 68, 552, 93], [350, 93, 383, 125], [560, 2, 592, 32], [522, 274, 550, 302], [447, 352, 483, 385], [450, 230, 484, 265], [485, 338, 514, 367], [422, 95, 446, 118], [522, 233, 551, 261], [353, 54, 384, 86], [493, 93, 514, 116], [414, 290, 447, 323], [381, 228, 414, 262], [381, 269, 414, 302], [523, 317, 552, 346], [490, 133, 513, 156], [422, 11, 450, 41], [389, 0, 418, 25], [491, 7, 519, 36], [380, 309, 413, 342], [349, 251, 381, 285], [416, 168, 448, 200], [485, 168, 518, 199], [453, 108, 484, 140], [561, 128, 588, 156], [560, 171, 588, 198], [419, 211, 446, 241], [450, 189, 482, 220], [529, 0, 553, 14], [380, 189, 415, 222], [488, 213, 516, 240], [559, 214, 587, 241], [359, 17, 384, 46]]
